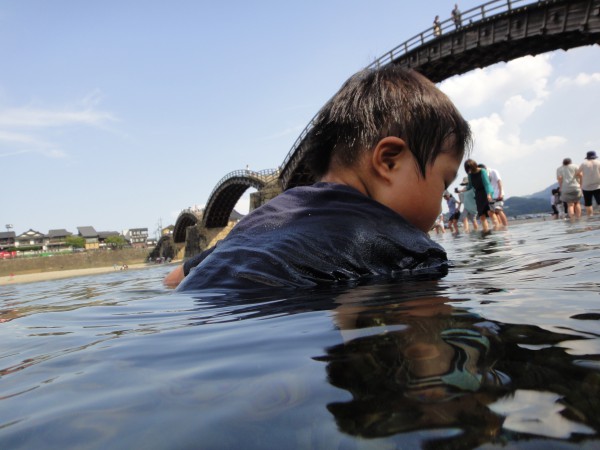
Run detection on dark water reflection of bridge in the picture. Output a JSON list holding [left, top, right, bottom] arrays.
[[165, 0, 600, 258]]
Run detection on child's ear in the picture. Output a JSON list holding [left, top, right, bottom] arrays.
[[370, 137, 409, 182]]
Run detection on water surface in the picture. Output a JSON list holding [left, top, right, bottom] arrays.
[[1, 218, 599, 449]]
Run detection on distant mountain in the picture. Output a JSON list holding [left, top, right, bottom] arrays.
[[499, 182, 556, 217], [524, 183, 559, 200], [503, 196, 551, 217]]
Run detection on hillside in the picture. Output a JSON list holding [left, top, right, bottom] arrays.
[[503, 182, 575, 217], [503, 196, 552, 217], [525, 183, 560, 200]]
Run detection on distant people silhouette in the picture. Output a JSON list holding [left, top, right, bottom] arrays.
[[452, 4, 462, 28], [433, 15, 442, 36]]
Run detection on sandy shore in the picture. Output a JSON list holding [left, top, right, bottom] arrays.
[[0, 263, 173, 286]]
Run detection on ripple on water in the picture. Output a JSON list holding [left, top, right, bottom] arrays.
[[1, 220, 600, 448]]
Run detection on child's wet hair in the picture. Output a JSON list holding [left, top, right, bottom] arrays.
[[301, 65, 472, 178]]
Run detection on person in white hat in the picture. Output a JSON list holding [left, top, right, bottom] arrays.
[[578, 150, 600, 217]]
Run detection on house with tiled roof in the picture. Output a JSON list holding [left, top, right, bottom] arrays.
[[15, 229, 45, 249], [98, 231, 121, 248], [46, 229, 73, 251], [0, 231, 16, 249], [77, 226, 100, 250]]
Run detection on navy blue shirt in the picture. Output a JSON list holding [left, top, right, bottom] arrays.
[[178, 182, 447, 291]]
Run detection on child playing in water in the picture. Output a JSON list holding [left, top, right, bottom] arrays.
[[166, 65, 471, 291]]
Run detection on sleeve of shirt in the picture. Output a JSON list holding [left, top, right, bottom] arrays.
[[183, 246, 216, 276], [481, 169, 494, 196]]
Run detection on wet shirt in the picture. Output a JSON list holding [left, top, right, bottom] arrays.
[[557, 164, 581, 193], [579, 159, 600, 191], [178, 182, 447, 292]]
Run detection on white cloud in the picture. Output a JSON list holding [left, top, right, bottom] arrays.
[[0, 91, 115, 159], [470, 113, 566, 165], [554, 72, 600, 88], [0, 129, 46, 146], [0, 130, 67, 158], [440, 54, 552, 110], [440, 54, 565, 166], [0, 106, 114, 128]]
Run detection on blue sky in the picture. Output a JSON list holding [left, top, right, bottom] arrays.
[[2, 1, 599, 237]]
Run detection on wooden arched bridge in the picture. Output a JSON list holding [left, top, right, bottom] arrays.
[[158, 0, 599, 258]]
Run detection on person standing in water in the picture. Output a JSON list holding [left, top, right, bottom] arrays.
[[443, 191, 461, 234], [456, 177, 479, 232], [464, 159, 494, 232], [480, 164, 508, 227], [578, 150, 600, 217], [556, 157, 582, 219]]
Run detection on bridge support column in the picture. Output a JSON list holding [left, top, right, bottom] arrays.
[[184, 225, 209, 259], [184, 220, 240, 259], [249, 182, 282, 211]]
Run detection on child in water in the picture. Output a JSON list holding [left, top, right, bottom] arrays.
[[165, 65, 471, 291]]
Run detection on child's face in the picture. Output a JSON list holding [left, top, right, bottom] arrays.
[[383, 151, 461, 233]]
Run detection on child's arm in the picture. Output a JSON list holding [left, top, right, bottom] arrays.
[[164, 265, 185, 288], [163, 245, 217, 288]]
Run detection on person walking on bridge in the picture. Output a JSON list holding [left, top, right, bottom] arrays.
[[433, 15, 442, 37], [452, 4, 462, 28]]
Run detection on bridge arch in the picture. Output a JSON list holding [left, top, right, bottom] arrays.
[[279, 0, 600, 190], [173, 209, 202, 244], [148, 234, 177, 260], [202, 169, 280, 228]]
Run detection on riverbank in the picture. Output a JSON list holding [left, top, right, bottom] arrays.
[[0, 248, 154, 277], [0, 246, 181, 286], [0, 262, 176, 286]]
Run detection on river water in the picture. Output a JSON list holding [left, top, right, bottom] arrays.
[[1, 218, 599, 449]]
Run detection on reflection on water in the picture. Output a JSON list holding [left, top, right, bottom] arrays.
[[1, 218, 599, 448]]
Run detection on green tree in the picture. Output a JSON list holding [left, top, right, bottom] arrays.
[[105, 235, 127, 249], [66, 235, 86, 248]]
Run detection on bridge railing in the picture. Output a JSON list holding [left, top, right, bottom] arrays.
[[279, 0, 536, 176], [205, 168, 281, 206], [368, 0, 533, 69], [179, 207, 202, 216]]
